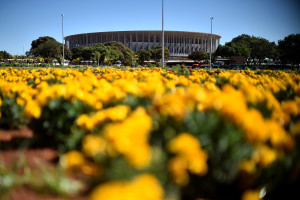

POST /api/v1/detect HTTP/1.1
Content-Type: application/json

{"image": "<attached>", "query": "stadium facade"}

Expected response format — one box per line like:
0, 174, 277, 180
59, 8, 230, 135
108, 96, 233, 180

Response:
65, 31, 221, 58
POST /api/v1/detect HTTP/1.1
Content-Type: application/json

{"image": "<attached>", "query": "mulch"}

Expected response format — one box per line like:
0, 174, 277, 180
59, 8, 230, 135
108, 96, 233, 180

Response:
0, 127, 87, 200
0, 127, 33, 142
8, 187, 87, 200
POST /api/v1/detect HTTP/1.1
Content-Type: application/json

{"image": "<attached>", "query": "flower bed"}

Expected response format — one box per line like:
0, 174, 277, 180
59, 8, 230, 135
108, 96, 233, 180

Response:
1, 67, 300, 200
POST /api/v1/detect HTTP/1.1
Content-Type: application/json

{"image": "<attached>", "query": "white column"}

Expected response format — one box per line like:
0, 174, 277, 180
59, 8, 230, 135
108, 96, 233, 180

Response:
148, 32, 150, 50
142, 32, 144, 50
130, 32, 132, 49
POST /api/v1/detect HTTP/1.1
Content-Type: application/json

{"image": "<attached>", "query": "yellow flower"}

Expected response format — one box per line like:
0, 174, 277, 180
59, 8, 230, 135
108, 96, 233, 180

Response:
272, 111, 290, 126
243, 109, 269, 143
155, 92, 187, 120
24, 100, 41, 119
168, 133, 208, 185
60, 150, 86, 170
126, 145, 152, 170
168, 133, 203, 156
89, 174, 164, 200
266, 120, 291, 148
204, 81, 217, 91
83, 134, 107, 157
188, 152, 208, 175
35, 82, 57, 106
90, 181, 127, 200
240, 159, 256, 174
291, 121, 300, 135
281, 100, 298, 116
131, 174, 164, 200
77, 114, 94, 130
104, 105, 131, 121
103, 107, 152, 169
252, 145, 277, 167
241, 84, 264, 104
80, 162, 100, 176
16, 97, 26, 106
241, 190, 261, 200
168, 157, 189, 186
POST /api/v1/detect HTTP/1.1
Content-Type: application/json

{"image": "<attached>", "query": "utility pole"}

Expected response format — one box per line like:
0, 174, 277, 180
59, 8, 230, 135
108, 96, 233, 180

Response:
210, 17, 213, 70
62, 14, 64, 65
162, 0, 164, 67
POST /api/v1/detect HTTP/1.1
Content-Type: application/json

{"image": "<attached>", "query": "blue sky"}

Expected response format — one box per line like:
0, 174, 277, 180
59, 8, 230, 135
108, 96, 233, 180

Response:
0, 0, 299, 55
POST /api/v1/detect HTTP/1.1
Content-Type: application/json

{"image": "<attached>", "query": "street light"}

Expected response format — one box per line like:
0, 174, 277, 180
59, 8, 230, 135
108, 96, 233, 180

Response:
162, 0, 164, 67
62, 14, 64, 66
210, 17, 213, 70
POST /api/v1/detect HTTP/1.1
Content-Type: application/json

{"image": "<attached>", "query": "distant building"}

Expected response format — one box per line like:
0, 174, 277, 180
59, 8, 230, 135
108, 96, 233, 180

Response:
65, 31, 221, 59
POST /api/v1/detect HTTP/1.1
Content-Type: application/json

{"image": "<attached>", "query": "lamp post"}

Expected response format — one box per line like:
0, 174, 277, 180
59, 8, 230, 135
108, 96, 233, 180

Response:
62, 14, 64, 66
210, 17, 213, 70
162, 0, 164, 67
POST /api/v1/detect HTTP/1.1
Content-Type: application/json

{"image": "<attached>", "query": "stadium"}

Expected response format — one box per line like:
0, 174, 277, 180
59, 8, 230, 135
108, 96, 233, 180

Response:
65, 31, 221, 59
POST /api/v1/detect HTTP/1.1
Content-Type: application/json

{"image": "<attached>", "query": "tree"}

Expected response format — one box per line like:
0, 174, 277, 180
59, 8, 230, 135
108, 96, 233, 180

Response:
105, 41, 135, 65
81, 47, 94, 61
36, 56, 44, 63
250, 37, 269, 64
30, 36, 72, 63
215, 34, 278, 64
215, 42, 251, 59
60, 44, 72, 61
92, 51, 101, 66
231, 42, 251, 58
268, 42, 279, 62
231, 34, 252, 47
91, 44, 111, 63
278, 34, 300, 65
215, 45, 235, 58
137, 49, 151, 64
105, 48, 121, 65
188, 50, 208, 62
0, 51, 10, 60
232, 35, 278, 64
25, 51, 34, 58
150, 46, 170, 62
71, 42, 137, 66
71, 43, 125, 65
71, 47, 84, 60
72, 58, 81, 65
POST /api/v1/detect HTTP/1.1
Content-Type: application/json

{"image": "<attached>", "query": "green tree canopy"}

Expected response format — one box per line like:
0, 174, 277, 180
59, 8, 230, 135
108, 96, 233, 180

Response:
188, 50, 208, 61
231, 34, 252, 47
105, 48, 121, 65
71, 47, 84, 60
231, 42, 251, 58
80, 46, 94, 61
91, 51, 101, 66
137, 49, 151, 64
31, 39, 60, 59
72, 42, 133, 65
31, 36, 55, 49
215, 34, 278, 64
0, 51, 10, 60
105, 41, 135, 65
250, 37, 273, 63
278, 34, 300, 65
91, 43, 111, 62
30, 36, 72, 63
60, 44, 72, 61
150, 46, 170, 61
214, 45, 234, 58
